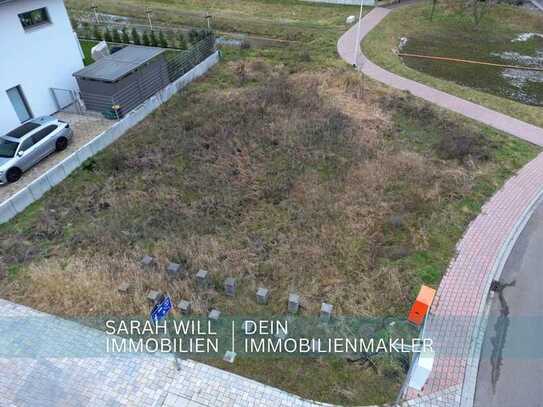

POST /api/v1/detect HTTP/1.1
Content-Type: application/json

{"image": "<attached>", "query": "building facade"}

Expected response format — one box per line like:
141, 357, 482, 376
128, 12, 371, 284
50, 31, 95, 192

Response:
0, 0, 83, 135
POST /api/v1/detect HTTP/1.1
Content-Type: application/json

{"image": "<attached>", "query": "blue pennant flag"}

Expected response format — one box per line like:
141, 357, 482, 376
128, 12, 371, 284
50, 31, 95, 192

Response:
150, 296, 173, 324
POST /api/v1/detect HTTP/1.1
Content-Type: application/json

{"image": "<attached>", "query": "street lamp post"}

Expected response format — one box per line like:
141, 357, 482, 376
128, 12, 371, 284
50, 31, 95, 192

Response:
353, 0, 365, 68
90, 3, 99, 24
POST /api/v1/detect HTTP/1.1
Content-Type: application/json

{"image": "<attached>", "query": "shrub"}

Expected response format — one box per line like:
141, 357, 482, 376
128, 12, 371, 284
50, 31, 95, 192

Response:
177, 32, 187, 49
379, 93, 437, 123
81, 21, 90, 37
131, 28, 141, 45
188, 28, 200, 44
104, 27, 113, 43
149, 30, 159, 47
158, 31, 168, 48
112, 28, 122, 44
92, 25, 102, 41
121, 28, 130, 44
142, 31, 150, 46
188, 28, 213, 44
435, 131, 494, 162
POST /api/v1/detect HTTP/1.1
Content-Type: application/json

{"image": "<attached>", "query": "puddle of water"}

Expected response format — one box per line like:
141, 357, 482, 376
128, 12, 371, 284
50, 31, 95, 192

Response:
400, 33, 543, 106
512, 32, 543, 42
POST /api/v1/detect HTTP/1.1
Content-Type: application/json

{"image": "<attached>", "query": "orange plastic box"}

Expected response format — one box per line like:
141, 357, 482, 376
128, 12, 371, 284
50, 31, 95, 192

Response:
408, 285, 436, 326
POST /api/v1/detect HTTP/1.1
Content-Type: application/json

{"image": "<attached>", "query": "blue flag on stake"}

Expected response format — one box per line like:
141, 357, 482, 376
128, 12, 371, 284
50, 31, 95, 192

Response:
150, 296, 173, 324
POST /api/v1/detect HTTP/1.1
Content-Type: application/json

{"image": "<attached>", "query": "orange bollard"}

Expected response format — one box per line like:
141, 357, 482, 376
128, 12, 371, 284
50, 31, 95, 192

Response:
408, 285, 436, 326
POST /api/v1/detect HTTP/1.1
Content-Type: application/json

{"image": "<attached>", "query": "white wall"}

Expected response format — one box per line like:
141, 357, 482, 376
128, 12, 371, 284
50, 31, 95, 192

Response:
0, 0, 83, 135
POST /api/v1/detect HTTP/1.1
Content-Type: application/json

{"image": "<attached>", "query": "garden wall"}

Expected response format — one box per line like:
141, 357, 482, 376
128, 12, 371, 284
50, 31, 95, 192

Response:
0, 51, 220, 225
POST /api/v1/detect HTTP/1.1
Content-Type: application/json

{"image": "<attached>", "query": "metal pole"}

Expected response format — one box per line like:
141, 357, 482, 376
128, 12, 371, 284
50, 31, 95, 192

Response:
91, 4, 99, 24
353, 0, 364, 68
146, 8, 153, 31
165, 292, 181, 371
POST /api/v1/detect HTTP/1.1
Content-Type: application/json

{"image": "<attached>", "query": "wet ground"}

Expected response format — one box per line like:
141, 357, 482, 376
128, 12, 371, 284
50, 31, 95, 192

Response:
474, 199, 543, 406
401, 31, 543, 106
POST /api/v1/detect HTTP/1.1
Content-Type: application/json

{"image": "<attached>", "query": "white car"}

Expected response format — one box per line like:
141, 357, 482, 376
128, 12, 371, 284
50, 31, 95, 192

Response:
0, 116, 73, 184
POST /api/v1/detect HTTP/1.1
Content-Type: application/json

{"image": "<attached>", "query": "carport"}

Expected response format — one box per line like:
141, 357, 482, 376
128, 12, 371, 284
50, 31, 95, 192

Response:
73, 45, 169, 117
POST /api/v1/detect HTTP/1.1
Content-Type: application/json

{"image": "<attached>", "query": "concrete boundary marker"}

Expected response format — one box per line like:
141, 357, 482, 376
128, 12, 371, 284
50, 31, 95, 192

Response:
45, 165, 67, 188
0, 199, 17, 223
0, 51, 219, 225
76, 144, 94, 164
9, 189, 35, 213
61, 154, 82, 175
27, 176, 52, 201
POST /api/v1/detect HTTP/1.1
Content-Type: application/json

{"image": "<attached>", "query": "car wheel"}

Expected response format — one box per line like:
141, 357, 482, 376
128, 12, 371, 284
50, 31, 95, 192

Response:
55, 137, 68, 151
6, 168, 22, 183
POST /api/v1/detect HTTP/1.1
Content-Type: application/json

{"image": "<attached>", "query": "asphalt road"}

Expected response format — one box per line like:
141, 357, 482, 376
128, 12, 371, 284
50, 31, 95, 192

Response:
474, 201, 543, 406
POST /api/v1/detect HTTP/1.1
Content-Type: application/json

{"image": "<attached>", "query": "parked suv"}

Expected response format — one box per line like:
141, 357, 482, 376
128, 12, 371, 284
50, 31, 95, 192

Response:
0, 116, 73, 184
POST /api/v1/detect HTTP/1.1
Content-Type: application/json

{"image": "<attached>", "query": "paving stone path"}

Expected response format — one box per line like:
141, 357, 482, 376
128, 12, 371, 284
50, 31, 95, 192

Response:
337, 7, 543, 147
338, 6, 543, 407
0, 299, 330, 407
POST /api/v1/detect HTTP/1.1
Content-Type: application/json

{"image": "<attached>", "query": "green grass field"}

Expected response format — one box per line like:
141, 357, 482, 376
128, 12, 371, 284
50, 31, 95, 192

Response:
363, 3, 543, 127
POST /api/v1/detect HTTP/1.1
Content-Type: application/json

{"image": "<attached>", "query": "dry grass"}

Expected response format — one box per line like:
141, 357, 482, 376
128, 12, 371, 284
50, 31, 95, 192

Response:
0, 59, 537, 405
0, 63, 525, 319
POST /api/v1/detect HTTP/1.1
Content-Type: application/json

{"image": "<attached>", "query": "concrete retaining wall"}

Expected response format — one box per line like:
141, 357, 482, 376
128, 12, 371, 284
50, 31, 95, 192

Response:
301, 0, 376, 6
0, 51, 220, 225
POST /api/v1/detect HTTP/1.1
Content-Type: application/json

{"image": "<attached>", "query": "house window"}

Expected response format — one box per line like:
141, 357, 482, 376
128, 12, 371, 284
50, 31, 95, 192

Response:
18, 8, 50, 30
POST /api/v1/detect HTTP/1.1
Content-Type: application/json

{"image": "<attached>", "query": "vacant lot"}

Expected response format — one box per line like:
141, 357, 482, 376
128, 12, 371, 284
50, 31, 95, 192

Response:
0, 47, 537, 402
0, 1, 539, 405
363, 4, 543, 127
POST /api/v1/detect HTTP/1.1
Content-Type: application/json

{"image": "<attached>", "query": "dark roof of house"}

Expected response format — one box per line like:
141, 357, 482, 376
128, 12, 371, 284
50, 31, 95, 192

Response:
73, 45, 165, 82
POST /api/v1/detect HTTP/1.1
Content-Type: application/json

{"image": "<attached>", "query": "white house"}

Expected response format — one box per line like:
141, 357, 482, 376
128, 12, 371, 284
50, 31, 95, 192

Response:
0, 0, 83, 135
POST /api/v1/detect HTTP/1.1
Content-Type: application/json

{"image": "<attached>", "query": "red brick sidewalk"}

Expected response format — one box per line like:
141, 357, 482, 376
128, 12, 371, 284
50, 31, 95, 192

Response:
338, 7, 543, 406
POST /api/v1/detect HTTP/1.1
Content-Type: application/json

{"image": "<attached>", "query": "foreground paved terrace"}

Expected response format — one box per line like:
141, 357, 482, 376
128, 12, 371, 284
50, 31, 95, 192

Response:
0, 299, 331, 407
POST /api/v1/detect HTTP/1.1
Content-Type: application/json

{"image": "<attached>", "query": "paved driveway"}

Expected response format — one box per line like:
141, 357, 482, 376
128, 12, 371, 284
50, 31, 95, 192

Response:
474, 200, 543, 407
0, 112, 112, 205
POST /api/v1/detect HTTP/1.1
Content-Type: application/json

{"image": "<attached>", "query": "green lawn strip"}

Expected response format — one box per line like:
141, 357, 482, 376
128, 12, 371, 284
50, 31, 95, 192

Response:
362, 3, 543, 127
79, 39, 98, 65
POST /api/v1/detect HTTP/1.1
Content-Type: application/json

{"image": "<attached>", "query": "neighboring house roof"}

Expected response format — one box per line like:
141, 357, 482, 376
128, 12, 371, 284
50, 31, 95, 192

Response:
73, 45, 165, 82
